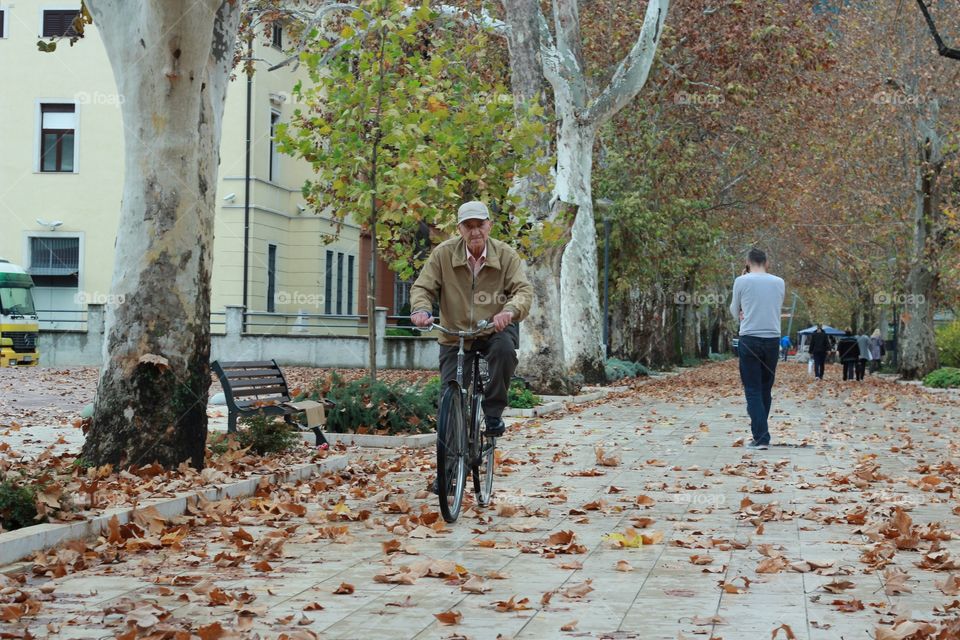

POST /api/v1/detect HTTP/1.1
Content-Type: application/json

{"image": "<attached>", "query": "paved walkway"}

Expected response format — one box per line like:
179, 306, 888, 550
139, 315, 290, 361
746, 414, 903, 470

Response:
3, 361, 960, 639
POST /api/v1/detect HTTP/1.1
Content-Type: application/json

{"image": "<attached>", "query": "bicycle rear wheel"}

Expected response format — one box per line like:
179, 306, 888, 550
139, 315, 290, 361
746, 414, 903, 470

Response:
436, 384, 467, 522
470, 392, 495, 507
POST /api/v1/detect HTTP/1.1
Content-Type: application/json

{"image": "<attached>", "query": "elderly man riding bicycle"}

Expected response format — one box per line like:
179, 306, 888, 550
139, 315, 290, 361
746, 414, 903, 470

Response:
409, 200, 533, 439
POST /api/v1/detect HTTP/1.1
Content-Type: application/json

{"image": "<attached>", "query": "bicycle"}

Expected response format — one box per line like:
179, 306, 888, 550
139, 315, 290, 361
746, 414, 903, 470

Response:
417, 320, 498, 523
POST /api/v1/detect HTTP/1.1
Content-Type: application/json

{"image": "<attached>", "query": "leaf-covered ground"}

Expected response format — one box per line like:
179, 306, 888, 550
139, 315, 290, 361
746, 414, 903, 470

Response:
2, 361, 960, 639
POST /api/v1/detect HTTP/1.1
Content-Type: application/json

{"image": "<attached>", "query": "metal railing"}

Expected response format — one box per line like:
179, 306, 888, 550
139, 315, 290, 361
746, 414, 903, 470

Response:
35, 309, 87, 331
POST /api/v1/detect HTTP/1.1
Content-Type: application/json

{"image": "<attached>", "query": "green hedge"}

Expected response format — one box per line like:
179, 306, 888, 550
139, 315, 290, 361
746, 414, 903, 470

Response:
936, 320, 960, 368
923, 367, 960, 389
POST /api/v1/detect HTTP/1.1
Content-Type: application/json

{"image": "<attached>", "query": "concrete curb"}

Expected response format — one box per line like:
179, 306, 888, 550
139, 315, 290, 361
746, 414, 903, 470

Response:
893, 378, 960, 396
306, 432, 436, 449
503, 387, 614, 418
0, 454, 349, 568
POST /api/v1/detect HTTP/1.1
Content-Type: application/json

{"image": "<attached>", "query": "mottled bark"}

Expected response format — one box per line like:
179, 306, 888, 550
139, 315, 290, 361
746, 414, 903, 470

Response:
609, 285, 678, 367
82, 0, 242, 469
900, 114, 943, 379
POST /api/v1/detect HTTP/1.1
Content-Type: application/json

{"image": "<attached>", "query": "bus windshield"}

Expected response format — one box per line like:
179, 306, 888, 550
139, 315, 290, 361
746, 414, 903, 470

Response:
0, 286, 37, 316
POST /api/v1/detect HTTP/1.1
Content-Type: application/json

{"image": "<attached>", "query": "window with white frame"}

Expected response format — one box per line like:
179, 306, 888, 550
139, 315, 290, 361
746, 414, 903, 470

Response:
39, 103, 77, 172
324, 250, 354, 315
271, 23, 282, 49
266, 244, 277, 312
269, 110, 280, 182
28, 236, 79, 287
0, 9, 8, 38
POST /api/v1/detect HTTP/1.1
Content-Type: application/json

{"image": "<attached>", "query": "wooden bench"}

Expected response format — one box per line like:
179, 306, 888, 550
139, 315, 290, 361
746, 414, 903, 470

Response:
212, 359, 333, 447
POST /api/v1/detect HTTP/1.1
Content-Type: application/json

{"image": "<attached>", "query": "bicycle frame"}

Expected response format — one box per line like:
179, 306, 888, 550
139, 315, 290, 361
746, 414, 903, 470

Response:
417, 320, 497, 519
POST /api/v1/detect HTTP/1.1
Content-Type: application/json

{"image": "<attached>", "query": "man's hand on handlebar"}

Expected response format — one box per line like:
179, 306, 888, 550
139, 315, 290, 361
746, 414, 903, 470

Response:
492, 310, 514, 332
411, 311, 433, 328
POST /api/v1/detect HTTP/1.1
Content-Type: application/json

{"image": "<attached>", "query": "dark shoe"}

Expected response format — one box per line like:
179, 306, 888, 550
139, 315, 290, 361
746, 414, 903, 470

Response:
746, 440, 769, 450
483, 416, 505, 437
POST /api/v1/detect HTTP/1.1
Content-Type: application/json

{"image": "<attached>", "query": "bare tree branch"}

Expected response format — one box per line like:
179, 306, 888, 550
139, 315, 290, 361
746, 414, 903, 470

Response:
916, 0, 960, 61
584, 0, 669, 126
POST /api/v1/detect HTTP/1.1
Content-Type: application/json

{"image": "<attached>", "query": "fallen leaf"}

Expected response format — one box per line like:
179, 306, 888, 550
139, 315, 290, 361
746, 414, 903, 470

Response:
434, 610, 462, 625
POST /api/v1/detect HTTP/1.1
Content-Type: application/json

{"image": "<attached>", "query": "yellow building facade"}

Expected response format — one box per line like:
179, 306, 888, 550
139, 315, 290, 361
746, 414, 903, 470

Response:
0, 2, 363, 333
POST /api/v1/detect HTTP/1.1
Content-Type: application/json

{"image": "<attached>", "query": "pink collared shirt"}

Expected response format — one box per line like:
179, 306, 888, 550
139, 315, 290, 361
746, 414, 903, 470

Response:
467, 245, 487, 276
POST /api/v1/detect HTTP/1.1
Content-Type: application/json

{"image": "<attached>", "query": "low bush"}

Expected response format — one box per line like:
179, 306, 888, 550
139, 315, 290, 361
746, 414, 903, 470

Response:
508, 379, 540, 408
923, 367, 960, 389
236, 413, 302, 455
605, 358, 651, 382
307, 373, 436, 435
0, 477, 42, 531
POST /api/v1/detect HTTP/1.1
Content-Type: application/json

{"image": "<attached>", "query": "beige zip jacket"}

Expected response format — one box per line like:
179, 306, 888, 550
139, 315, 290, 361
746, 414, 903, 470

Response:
410, 236, 532, 346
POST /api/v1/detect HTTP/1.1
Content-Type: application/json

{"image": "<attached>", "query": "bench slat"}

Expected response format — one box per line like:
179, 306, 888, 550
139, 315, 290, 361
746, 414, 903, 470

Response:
230, 386, 290, 398
221, 368, 283, 379
225, 376, 286, 389
235, 400, 290, 410
217, 360, 277, 369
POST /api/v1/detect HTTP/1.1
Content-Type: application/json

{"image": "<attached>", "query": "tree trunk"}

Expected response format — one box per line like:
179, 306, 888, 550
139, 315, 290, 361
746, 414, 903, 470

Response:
501, 0, 575, 393
81, 0, 242, 469
503, 0, 668, 390
900, 117, 943, 379
519, 242, 579, 394
558, 121, 604, 382
610, 285, 676, 367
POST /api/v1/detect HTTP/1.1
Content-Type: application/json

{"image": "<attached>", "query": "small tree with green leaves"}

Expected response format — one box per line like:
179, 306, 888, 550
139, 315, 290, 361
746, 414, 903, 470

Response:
278, 0, 543, 379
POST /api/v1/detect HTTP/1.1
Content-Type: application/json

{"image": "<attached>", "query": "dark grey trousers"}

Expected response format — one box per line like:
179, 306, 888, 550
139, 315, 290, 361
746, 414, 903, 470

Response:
438, 324, 519, 419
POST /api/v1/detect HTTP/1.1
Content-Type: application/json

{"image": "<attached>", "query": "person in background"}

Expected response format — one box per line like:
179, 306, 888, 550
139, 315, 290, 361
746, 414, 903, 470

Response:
808, 324, 830, 380
780, 334, 792, 362
729, 249, 785, 451
837, 329, 860, 381
869, 329, 884, 373
856, 331, 871, 381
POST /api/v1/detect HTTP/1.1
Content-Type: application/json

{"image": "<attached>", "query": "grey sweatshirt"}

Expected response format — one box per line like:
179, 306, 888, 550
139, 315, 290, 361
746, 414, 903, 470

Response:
729, 272, 785, 338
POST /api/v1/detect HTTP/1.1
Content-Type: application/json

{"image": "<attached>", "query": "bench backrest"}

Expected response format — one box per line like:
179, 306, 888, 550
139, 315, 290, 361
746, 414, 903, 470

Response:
212, 359, 292, 411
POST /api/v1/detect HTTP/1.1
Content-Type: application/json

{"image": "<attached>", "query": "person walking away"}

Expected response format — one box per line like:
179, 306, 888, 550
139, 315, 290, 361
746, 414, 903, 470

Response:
837, 329, 859, 381
869, 329, 883, 373
729, 248, 785, 450
780, 334, 792, 362
809, 324, 830, 380
856, 331, 871, 380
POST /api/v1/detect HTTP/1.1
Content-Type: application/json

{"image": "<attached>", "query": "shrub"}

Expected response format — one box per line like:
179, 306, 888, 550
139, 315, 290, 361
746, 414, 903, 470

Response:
605, 358, 651, 382
681, 355, 702, 367
709, 352, 734, 362
936, 320, 960, 368
236, 412, 302, 455
508, 379, 540, 408
308, 373, 436, 435
0, 478, 42, 531
923, 367, 960, 389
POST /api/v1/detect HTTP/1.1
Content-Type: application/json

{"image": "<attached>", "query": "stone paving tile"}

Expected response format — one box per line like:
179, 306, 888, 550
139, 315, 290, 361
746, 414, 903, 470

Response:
5, 363, 960, 638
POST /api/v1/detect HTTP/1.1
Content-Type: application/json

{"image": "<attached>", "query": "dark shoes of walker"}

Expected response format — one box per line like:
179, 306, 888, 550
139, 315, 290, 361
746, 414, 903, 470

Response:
746, 439, 769, 450
483, 416, 505, 438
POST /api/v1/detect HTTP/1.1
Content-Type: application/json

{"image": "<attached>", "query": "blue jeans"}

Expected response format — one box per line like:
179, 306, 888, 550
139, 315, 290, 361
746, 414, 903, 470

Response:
737, 335, 780, 445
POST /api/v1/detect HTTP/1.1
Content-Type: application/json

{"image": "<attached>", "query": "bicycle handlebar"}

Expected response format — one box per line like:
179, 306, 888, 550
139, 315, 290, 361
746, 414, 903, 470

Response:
415, 319, 491, 337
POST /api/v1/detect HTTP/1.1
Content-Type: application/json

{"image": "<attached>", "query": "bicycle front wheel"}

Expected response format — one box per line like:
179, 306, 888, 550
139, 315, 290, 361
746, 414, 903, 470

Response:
436, 384, 467, 522
470, 392, 495, 507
